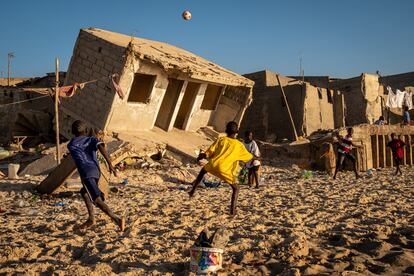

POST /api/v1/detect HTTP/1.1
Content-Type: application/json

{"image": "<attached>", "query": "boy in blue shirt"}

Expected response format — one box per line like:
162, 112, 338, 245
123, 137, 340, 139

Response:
68, 120, 125, 231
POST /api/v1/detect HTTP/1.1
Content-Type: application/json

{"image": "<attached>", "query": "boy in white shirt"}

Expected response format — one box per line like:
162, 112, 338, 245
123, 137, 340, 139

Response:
243, 131, 261, 188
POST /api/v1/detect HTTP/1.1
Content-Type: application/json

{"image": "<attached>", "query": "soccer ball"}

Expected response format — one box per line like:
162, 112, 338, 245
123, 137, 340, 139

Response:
182, 10, 192, 20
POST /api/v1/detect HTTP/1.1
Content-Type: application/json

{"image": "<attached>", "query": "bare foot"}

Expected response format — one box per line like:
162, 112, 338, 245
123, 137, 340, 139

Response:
118, 216, 126, 232
79, 219, 95, 229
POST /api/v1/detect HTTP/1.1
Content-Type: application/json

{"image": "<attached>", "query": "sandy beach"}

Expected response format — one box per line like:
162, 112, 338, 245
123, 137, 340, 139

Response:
1, 161, 414, 275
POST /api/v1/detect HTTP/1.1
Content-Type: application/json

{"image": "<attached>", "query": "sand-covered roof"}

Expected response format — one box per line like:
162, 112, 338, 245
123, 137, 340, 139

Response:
83, 28, 254, 88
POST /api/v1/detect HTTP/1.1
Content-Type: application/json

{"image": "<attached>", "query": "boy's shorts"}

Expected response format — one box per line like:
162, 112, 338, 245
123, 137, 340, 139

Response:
248, 166, 260, 172
81, 177, 103, 202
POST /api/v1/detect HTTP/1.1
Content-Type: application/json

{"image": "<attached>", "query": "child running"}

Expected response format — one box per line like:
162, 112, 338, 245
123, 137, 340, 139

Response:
188, 121, 253, 216
243, 130, 261, 188
68, 120, 125, 231
333, 127, 360, 179
387, 133, 406, 175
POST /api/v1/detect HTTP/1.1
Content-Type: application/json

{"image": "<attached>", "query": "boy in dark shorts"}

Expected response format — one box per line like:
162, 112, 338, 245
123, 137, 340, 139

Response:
243, 130, 261, 188
68, 120, 125, 231
333, 127, 359, 179
188, 121, 253, 216
387, 133, 406, 175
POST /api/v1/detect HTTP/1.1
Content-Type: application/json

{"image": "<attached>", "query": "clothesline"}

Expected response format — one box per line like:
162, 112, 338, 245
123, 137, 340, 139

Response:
0, 95, 51, 108
0, 73, 124, 99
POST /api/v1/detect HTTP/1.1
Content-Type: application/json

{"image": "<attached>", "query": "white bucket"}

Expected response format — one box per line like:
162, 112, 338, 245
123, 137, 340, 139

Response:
190, 247, 223, 274
8, 164, 20, 179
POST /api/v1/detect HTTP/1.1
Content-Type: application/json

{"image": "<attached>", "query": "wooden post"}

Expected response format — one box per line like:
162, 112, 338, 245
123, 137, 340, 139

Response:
55, 58, 60, 165
276, 74, 298, 141
382, 135, 387, 167
375, 134, 379, 168
410, 135, 413, 166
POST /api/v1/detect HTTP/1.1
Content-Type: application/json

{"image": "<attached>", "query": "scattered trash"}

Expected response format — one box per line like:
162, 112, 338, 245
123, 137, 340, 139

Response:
21, 190, 32, 199
301, 170, 313, 179
110, 187, 119, 193
260, 177, 265, 185
17, 200, 26, 208
121, 178, 129, 185
178, 184, 188, 191
202, 179, 221, 188
0, 207, 6, 214
54, 202, 65, 207
0, 147, 11, 160
238, 167, 249, 185
367, 169, 374, 178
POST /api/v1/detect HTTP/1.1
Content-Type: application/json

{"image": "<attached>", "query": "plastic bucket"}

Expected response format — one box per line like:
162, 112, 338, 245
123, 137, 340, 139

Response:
190, 247, 223, 274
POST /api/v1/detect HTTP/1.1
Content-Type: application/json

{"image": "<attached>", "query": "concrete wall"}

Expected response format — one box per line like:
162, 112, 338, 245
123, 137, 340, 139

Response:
303, 84, 335, 135
210, 85, 250, 133
241, 70, 337, 142
106, 58, 170, 133
60, 29, 127, 138
330, 74, 382, 126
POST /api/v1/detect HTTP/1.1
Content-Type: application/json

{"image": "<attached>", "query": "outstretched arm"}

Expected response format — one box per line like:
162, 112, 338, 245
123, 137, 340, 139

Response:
98, 143, 117, 177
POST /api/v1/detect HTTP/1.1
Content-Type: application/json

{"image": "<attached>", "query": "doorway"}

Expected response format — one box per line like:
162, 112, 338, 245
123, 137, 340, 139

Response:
174, 82, 200, 130
155, 79, 184, 131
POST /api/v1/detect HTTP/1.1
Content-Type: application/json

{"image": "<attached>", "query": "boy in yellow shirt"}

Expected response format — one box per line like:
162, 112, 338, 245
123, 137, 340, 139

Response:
188, 121, 253, 215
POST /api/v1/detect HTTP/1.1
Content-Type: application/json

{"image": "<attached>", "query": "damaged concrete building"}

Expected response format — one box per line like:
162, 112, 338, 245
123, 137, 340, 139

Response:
239, 70, 388, 142
240, 70, 345, 142
59, 28, 254, 138
0, 73, 65, 146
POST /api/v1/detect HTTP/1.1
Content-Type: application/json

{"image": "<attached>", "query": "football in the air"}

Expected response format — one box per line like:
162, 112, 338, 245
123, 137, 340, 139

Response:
182, 10, 192, 20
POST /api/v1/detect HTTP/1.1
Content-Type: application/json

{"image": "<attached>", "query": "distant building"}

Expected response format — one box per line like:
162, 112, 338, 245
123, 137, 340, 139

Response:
0, 73, 65, 145
240, 70, 344, 142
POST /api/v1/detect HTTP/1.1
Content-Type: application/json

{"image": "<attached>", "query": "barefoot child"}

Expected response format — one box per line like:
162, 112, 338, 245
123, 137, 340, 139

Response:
68, 120, 125, 231
188, 121, 253, 215
387, 133, 405, 175
243, 130, 261, 188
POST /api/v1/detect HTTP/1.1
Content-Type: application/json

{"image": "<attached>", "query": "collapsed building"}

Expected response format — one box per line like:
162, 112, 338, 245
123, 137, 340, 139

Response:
59, 28, 254, 138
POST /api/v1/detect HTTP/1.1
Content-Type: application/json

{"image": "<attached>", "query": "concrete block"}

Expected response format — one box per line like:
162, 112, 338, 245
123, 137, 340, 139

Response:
8, 164, 20, 179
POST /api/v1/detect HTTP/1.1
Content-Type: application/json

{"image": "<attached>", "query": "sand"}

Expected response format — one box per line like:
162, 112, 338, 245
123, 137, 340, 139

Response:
1, 161, 414, 275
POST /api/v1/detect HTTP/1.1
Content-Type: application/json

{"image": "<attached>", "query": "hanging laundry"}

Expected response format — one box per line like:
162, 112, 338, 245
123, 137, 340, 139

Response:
404, 91, 413, 110
386, 86, 398, 108
396, 89, 405, 108
59, 83, 81, 98
111, 74, 125, 99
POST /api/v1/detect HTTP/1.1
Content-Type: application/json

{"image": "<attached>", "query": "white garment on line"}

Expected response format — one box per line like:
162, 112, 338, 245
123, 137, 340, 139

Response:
386, 86, 398, 108
396, 89, 405, 108
404, 91, 413, 110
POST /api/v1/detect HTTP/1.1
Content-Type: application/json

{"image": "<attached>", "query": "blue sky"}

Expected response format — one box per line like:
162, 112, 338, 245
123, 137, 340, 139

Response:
0, 0, 413, 78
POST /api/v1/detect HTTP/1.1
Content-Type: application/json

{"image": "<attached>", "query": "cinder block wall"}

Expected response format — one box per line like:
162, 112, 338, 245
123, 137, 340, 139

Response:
60, 29, 127, 138
240, 71, 306, 142
331, 76, 367, 126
